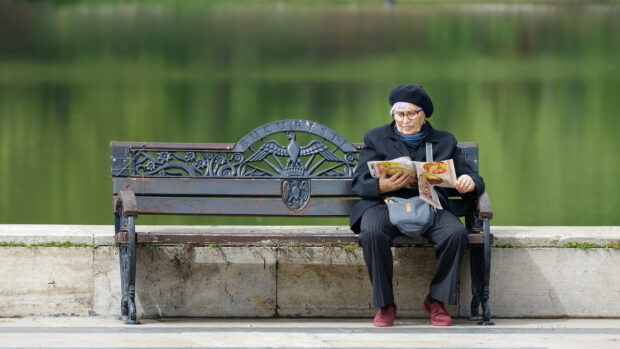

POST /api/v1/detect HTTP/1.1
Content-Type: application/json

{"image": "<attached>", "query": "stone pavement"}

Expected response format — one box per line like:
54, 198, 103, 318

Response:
0, 317, 618, 349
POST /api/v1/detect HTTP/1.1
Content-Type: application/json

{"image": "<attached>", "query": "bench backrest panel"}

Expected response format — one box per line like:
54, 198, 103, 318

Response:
113, 178, 355, 197
135, 197, 358, 216
111, 119, 478, 217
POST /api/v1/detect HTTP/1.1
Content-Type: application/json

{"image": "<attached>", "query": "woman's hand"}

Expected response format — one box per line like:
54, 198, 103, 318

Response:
455, 174, 475, 194
378, 168, 414, 194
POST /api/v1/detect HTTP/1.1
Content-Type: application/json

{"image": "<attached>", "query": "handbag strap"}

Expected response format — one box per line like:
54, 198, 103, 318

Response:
426, 142, 433, 162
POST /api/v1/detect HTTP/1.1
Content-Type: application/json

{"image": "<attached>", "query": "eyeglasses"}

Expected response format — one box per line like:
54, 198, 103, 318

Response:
392, 108, 424, 121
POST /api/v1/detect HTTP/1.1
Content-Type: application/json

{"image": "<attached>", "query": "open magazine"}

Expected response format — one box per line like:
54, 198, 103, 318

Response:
367, 157, 457, 209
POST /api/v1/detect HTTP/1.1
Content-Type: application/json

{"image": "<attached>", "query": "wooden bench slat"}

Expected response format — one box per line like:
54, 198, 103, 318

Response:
114, 178, 355, 197
135, 197, 359, 216
115, 230, 490, 245
114, 178, 282, 196
109, 141, 236, 150
109, 141, 365, 151
310, 179, 355, 196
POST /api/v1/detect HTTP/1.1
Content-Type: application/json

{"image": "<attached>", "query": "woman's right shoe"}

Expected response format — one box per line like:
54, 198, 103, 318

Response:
373, 304, 397, 327
423, 294, 452, 326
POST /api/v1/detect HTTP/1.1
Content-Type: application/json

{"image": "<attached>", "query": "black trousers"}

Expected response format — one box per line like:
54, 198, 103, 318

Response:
359, 204, 468, 307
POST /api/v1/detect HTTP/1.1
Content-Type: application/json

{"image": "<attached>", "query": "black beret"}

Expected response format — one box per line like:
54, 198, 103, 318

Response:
388, 84, 434, 118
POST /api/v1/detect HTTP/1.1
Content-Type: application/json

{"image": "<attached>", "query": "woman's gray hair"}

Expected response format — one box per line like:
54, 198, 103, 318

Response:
390, 102, 423, 117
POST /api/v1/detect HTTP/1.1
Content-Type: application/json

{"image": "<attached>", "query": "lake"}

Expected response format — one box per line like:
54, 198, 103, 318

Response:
1, 0, 619, 225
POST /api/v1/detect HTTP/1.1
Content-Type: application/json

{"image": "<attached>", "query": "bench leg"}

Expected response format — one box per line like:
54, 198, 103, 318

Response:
469, 244, 483, 321
479, 217, 494, 325
125, 216, 139, 324
119, 244, 129, 318
469, 217, 494, 325
115, 212, 129, 319
478, 218, 495, 326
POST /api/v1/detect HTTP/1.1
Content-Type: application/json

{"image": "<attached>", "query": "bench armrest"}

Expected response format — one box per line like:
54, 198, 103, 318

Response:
478, 192, 493, 220
114, 190, 138, 217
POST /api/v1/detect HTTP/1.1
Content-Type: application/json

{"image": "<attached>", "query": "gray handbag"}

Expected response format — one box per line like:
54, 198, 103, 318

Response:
385, 196, 435, 237
384, 143, 436, 237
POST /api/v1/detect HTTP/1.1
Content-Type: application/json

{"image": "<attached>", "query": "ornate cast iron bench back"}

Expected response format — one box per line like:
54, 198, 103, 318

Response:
112, 120, 362, 216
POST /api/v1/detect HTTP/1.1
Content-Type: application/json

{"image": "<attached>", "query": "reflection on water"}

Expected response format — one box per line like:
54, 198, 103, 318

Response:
1, 0, 619, 225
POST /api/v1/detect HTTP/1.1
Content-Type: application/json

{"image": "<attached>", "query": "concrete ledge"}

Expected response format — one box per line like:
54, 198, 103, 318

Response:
0, 225, 619, 318
488, 226, 620, 247
3, 225, 619, 247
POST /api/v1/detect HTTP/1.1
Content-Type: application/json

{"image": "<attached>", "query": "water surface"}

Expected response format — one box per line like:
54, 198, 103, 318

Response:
1, 0, 619, 225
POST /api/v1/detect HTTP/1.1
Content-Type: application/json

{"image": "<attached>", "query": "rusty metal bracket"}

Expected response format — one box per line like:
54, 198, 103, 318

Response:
115, 189, 138, 218
478, 192, 493, 219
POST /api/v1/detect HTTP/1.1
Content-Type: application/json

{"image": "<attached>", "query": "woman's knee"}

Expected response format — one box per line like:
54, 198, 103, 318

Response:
360, 205, 392, 232
434, 223, 468, 252
359, 227, 392, 247
449, 225, 468, 249
358, 205, 400, 248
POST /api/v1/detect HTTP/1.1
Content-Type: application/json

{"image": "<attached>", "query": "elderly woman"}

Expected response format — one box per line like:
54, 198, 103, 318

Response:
349, 84, 485, 327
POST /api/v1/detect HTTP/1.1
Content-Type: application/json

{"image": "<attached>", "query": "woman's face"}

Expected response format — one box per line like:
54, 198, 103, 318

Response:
392, 102, 426, 135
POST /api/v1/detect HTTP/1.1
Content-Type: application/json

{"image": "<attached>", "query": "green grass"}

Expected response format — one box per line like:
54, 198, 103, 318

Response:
561, 242, 620, 250
494, 243, 528, 248
0, 241, 99, 248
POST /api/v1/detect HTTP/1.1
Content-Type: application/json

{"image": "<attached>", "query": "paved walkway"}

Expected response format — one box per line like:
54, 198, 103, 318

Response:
0, 317, 618, 349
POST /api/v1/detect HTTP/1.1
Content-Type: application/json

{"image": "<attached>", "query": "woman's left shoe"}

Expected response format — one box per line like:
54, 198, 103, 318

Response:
373, 304, 397, 327
423, 294, 452, 326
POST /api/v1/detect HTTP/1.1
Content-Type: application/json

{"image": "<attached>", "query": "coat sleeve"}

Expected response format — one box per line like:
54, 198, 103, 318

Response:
450, 137, 485, 199
351, 131, 381, 200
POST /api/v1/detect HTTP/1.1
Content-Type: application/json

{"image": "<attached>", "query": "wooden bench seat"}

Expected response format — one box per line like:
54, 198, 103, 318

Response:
111, 119, 493, 325
118, 227, 490, 245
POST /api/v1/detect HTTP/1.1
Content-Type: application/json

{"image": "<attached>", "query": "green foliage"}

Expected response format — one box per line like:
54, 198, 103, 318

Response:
562, 242, 598, 250
608, 242, 620, 250
326, 243, 359, 253
561, 242, 620, 250
494, 243, 528, 248
343, 244, 359, 253
0, 241, 99, 248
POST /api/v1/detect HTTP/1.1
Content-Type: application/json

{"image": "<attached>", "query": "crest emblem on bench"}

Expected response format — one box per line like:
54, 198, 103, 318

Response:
281, 179, 310, 212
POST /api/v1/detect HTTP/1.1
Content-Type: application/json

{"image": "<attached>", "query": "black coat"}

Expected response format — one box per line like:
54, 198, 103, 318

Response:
349, 121, 485, 234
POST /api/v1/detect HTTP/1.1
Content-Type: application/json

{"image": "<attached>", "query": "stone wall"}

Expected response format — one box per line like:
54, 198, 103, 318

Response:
0, 225, 618, 318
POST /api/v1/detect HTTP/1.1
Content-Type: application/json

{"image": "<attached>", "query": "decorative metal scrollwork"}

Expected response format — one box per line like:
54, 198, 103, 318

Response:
117, 120, 359, 179
132, 151, 246, 177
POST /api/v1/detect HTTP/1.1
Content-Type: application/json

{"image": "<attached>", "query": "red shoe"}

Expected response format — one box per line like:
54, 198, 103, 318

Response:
423, 294, 452, 326
373, 304, 396, 327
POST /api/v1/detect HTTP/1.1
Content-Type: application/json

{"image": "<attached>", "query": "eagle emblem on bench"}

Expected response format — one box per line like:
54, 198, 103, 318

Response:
245, 132, 343, 177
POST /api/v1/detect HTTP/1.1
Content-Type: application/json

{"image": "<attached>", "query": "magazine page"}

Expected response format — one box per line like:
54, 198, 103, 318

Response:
367, 156, 416, 179
413, 159, 457, 188
367, 161, 378, 178
417, 173, 442, 209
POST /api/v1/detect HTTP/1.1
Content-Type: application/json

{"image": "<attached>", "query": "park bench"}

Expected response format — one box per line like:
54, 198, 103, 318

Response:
111, 119, 494, 325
